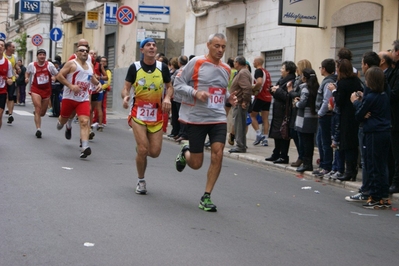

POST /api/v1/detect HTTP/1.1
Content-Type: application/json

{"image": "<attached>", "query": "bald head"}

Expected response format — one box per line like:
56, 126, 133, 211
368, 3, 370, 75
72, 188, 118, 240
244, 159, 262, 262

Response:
378, 51, 394, 70
253, 56, 264, 68
78, 39, 89, 47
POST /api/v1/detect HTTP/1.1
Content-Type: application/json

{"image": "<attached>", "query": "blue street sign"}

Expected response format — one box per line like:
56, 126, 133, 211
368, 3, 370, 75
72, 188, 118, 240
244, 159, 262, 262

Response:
104, 3, 118, 25
49, 27, 62, 42
138, 5, 170, 15
0, 32, 6, 40
20, 0, 41, 14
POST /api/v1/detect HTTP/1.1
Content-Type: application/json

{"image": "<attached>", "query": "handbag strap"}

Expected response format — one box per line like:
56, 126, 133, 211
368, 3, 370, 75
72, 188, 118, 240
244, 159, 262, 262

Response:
284, 95, 290, 118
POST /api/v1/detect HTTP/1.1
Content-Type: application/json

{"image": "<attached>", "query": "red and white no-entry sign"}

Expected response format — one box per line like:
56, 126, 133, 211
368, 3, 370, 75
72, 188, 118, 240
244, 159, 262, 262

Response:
31, 34, 43, 46
117, 5, 135, 25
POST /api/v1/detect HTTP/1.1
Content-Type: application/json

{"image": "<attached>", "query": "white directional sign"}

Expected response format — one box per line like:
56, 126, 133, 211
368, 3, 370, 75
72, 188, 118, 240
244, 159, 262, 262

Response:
145, 30, 166, 40
137, 5, 170, 23
49, 27, 62, 42
104, 2, 118, 25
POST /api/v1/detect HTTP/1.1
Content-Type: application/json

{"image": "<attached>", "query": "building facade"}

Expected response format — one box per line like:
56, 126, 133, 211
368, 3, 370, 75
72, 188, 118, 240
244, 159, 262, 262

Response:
1, 0, 63, 63
2, 0, 398, 121
185, 0, 399, 83
54, 0, 187, 110
183, 0, 399, 139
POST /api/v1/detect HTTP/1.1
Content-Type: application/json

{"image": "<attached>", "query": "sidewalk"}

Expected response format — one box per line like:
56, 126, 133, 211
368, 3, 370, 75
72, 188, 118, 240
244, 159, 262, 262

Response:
163, 123, 399, 202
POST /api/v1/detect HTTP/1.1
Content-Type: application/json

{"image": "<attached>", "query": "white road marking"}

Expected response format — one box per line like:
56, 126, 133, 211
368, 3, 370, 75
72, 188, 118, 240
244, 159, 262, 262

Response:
13, 110, 34, 116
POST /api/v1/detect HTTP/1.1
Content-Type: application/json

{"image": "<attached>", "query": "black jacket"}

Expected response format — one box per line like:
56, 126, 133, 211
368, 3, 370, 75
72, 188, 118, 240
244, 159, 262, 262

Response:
269, 73, 296, 139
332, 76, 362, 151
388, 64, 399, 131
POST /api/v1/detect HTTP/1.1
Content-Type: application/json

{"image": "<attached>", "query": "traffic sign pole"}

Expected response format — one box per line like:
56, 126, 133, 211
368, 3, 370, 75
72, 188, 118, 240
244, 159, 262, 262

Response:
50, 27, 63, 42
49, 1, 53, 59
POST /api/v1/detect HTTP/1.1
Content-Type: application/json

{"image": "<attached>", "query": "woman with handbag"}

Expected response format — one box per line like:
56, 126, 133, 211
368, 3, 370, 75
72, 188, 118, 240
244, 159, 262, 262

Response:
265, 61, 297, 164
293, 68, 319, 172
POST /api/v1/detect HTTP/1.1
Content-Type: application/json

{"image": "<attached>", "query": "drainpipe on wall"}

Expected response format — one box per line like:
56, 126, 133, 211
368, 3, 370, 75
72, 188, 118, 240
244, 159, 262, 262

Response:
164, 29, 167, 56
243, 0, 247, 51
319, 0, 327, 29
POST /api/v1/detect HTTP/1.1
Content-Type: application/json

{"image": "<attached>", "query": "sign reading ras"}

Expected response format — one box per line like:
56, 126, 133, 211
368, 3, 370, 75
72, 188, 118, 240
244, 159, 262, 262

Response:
20, 0, 41, 14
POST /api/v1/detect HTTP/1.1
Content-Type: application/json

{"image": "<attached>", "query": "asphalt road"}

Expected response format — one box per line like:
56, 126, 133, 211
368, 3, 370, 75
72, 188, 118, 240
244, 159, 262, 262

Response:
1, 105, 398, 266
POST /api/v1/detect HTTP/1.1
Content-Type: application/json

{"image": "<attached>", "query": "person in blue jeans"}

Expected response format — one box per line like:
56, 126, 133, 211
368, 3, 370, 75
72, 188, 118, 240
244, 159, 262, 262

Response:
314, 59, 337, 177
351, 67, 391, 209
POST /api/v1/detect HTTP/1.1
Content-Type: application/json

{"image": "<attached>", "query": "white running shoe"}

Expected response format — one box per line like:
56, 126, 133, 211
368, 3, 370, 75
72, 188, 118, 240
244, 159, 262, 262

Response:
135, 180, 147, 195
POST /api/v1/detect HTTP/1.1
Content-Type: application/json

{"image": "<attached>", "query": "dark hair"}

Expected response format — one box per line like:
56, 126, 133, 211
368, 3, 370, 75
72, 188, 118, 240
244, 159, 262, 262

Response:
37, 49, 46, 55
246, 62, 252, 73
321, 58, 335, 74
235, 56, 246, 66
393, 40, 399, 52
227, 57, 234, 68
189, 55, 195, 61
158, 55, 169, 65
302, 68, 319, 114
5, 41, 13, 50
170, 57, 179, 69
0, 39, 5, 46
337, 47, 353, 61
365, 66, 385, 93
282, 61, 297, 74
100, 56, 108, 69
178, 55, 188, 66
336, 59, 356, 80
362, 51, 380, 68
55, 55, 62, 62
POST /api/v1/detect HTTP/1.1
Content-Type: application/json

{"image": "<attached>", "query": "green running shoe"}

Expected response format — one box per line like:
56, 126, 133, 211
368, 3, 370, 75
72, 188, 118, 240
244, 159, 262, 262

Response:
199, 194, 217, 212
176, 144, 189, 172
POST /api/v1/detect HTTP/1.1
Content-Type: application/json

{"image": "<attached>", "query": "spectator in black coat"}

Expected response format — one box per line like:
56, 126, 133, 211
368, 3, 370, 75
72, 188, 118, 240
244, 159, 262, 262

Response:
265, 61, 296, 164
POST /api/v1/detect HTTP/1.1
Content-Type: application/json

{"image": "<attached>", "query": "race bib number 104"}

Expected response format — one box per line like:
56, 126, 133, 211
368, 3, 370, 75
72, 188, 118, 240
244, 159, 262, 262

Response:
208, 87, 226, 109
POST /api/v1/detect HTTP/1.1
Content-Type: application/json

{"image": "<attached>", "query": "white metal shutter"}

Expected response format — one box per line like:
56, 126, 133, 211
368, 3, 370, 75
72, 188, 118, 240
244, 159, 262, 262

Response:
265, 50, 282, 85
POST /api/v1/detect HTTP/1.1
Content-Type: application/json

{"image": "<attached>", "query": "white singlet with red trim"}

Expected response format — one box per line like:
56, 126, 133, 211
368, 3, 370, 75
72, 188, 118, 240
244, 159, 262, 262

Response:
62, 59, 93, 102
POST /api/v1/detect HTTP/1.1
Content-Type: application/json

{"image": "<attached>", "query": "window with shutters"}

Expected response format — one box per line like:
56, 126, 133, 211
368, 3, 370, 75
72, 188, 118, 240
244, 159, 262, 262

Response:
237, 27, 244, 56
76, 21, 83, 35
14, 2, 19, 20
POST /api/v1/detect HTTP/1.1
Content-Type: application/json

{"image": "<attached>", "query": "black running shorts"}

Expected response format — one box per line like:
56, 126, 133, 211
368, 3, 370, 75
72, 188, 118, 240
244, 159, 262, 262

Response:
187, 123, 227, 153
0, 94, 6, 109
7, 83, 16, 101
251, 98, 271, 112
